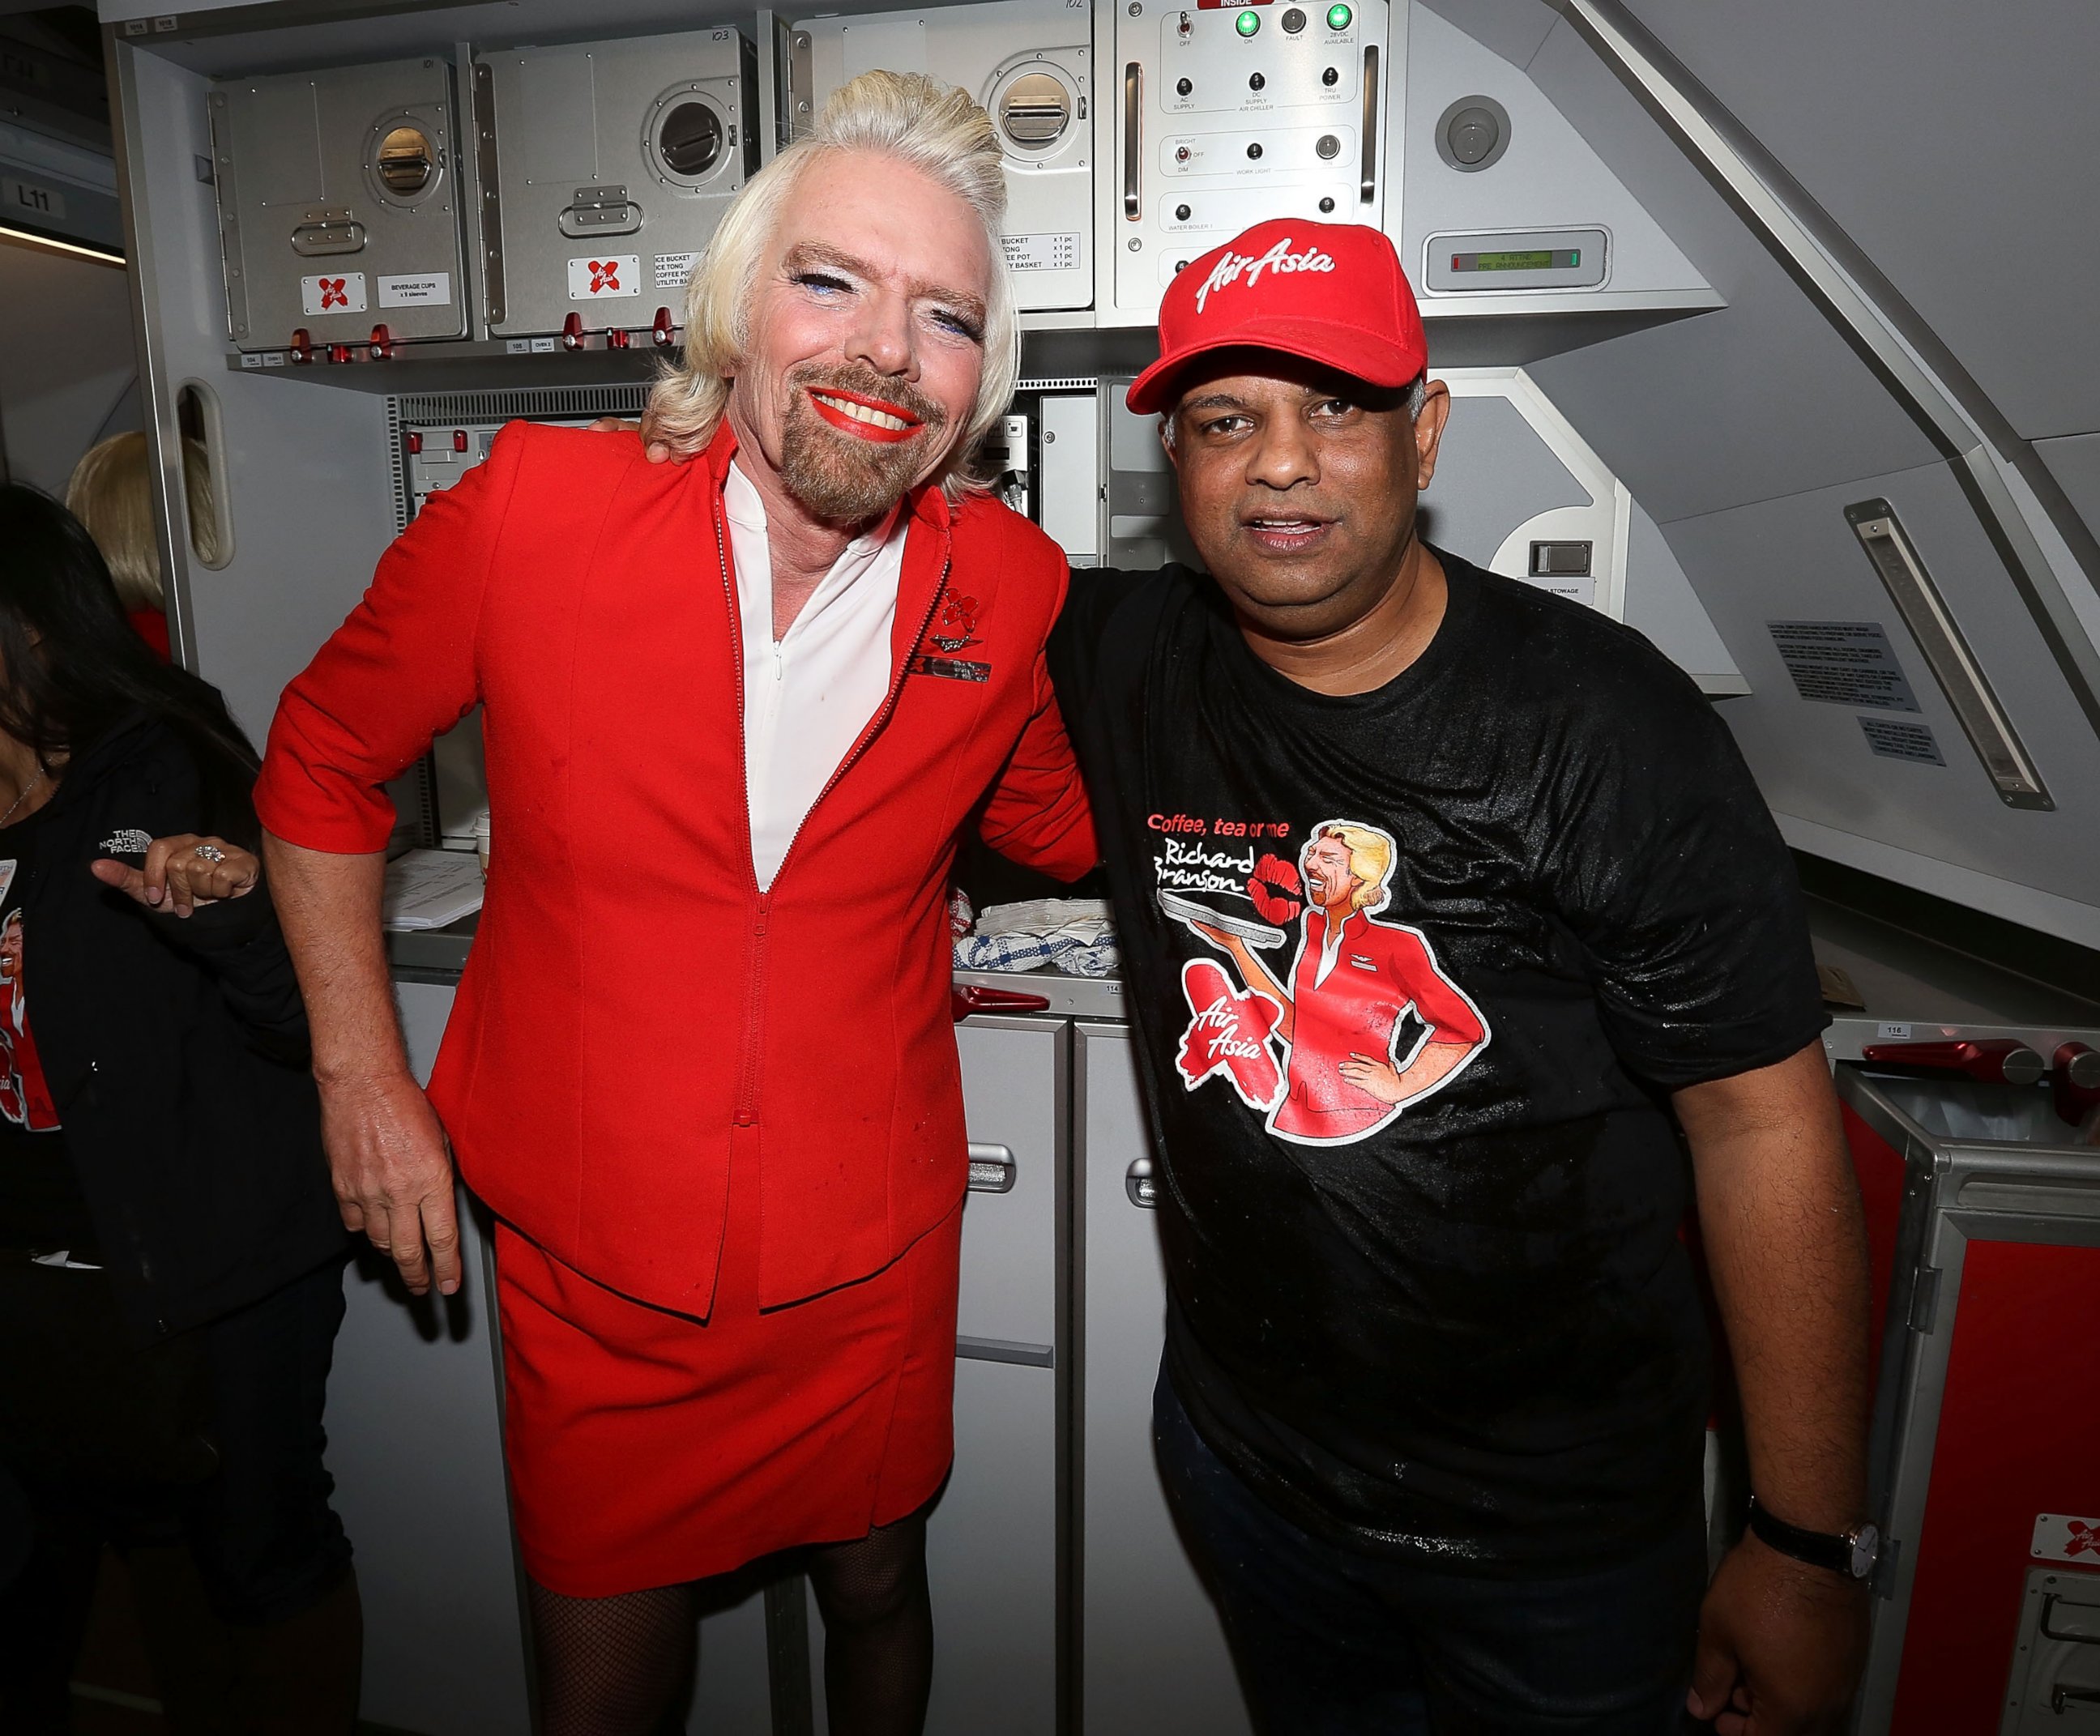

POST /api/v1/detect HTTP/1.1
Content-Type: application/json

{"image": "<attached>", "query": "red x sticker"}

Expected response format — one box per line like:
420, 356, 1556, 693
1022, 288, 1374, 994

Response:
588, 259, 620, 293
320, 277, 348, 309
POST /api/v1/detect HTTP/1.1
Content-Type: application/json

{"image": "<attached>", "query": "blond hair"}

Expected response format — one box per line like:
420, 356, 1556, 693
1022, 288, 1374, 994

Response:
65, 429, 217, 612
642, 70, 1018, 499
1314, 823, 1395, 912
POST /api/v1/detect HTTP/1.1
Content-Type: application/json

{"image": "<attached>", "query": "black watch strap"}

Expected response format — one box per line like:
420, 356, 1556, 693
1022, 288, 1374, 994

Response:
1747, 1495, 1877, 1580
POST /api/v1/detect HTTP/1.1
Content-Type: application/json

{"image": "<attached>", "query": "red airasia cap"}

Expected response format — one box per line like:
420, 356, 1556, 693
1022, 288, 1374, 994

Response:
1127, 219, 1427, 416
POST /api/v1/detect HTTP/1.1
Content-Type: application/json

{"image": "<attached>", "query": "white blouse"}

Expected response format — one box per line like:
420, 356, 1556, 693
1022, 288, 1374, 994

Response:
723, 462, 907, 891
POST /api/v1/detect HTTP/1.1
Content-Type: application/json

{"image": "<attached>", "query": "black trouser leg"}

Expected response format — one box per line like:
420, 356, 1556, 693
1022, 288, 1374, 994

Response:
0, 1478, 105, 1734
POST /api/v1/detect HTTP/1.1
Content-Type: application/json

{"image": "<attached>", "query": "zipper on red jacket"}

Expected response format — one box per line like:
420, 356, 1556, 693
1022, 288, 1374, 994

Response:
721, 494, 953, 1127
715, 500, 772, 1129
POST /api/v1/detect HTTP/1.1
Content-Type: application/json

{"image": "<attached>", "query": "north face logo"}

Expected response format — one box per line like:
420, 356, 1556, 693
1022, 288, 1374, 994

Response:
1194, 237, 1335, 314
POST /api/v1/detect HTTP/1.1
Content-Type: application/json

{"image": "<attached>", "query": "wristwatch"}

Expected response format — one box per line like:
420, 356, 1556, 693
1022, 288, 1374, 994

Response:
1747, 1495, 1879, 1580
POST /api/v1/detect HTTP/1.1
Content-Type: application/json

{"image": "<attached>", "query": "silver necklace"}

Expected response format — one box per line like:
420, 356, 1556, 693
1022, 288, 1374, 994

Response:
0, 767, 45, 828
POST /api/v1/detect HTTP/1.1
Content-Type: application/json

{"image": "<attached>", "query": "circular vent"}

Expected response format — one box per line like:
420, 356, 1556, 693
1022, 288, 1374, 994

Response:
659, 101, 724, 178
997, 72, 1071, 151
375, 126, 434, 196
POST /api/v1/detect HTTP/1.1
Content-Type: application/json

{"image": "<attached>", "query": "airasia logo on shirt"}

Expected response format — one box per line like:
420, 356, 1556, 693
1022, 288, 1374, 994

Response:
1193, 237, 1336, 315
1159, 817, 1490, 1146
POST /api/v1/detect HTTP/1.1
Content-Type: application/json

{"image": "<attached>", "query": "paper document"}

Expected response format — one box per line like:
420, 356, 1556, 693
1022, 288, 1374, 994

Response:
383, 848, 485, 932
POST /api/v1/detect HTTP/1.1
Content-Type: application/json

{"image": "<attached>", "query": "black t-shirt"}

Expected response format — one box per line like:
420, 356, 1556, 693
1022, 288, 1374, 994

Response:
0, 806, 88, 1252
1049, 551, 1826, 1576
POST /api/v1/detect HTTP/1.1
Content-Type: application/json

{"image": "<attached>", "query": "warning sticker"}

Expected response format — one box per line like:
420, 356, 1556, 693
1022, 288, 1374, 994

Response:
1859, 716, 1944, 766
653, 251, 698, 290
301, 272, 367, 315
567, 255, 641, 300
2033, 1515, 2100, 1563
379, 271, 452, 307
1769, 621, 1921, 712
1003, 232, 1081, 273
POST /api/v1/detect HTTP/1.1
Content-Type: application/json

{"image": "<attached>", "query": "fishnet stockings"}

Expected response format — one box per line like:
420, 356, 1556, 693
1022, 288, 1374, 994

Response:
808, 1511, 934, 1736
528, 1578, 699, 1736
525, 1509, 933, 1736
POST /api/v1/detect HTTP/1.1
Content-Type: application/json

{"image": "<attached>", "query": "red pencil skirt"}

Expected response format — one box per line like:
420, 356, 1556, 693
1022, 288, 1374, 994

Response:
494, 1126, 964, 1597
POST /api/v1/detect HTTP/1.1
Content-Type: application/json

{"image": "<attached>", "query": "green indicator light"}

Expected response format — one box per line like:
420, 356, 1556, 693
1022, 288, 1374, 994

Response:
1569, 250, 1580, 267
1235, 8, 1261, 36
1326, 3, 1352, 28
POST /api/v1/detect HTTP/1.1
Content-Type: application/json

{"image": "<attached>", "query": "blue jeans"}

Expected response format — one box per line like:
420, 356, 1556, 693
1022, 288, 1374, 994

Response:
1153, 1367, 1706, 1735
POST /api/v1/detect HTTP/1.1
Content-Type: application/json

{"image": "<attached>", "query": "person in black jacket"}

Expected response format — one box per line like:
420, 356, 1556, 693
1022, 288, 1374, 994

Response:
0, 484, 358, 1734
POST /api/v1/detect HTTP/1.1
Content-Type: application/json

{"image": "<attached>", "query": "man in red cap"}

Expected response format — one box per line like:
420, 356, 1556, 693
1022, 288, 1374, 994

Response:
1050, 219, 1872, 1733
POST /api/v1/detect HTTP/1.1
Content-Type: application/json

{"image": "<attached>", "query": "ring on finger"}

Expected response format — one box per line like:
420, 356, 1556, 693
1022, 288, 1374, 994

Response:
194, 842, 228, 862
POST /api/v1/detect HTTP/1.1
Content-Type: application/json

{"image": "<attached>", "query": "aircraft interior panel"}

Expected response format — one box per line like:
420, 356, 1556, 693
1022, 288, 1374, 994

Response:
63, 0, 2100, 1729
1506, 15, 1945, 524
1605, 0, 2100, 446
1400, 3, 1713, 313
2039, 433, 2100, 542
1658, 458, 2100, 940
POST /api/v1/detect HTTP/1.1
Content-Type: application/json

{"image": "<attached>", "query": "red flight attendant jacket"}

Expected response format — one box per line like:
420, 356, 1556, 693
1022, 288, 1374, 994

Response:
255, 421, 1096, 1316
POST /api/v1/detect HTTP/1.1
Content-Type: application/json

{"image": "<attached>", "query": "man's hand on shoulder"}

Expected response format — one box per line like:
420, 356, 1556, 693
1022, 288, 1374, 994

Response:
584, 416, 685, 465
1688, 1531, 1867, 1734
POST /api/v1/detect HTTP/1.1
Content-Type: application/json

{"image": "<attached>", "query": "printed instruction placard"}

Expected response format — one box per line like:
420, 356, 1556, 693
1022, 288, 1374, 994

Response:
1769, 620, 1921, 711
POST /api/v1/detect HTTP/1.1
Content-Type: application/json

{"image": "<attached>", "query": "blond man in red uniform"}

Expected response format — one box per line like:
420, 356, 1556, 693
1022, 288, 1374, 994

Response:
257, 74, 1094, 1735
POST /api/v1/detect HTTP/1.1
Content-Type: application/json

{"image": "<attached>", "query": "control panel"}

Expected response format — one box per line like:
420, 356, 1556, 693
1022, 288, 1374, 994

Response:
791, 0, 1095, 313
476, 28, 757, 342
209, 57, 470, 353
1108, 0, 1390, 322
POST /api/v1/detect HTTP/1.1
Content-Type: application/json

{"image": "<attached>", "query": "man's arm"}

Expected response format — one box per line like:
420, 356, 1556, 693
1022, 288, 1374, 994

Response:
254, 428, 520, 1296
263, 838, 460, 1297
1676, 1041, 1871, 1736
976, 642, 1099, 881
1189, 923, 1292, 1039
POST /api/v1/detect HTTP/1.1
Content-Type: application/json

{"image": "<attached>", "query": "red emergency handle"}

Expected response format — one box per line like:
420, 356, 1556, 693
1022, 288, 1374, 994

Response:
950, 983, 1052, 1022
651, 306, 677, 348
2053, 1042, 2100, 1126
561, 311, 586, 352
1859, 1037, 2045, 1087
367, 322, 394, 360
288, 327, 314, 365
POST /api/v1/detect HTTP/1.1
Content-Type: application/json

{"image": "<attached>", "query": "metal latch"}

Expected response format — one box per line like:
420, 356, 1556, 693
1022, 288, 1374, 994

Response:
559, 185, 640, 239
1126, 1156, 1157, 1209
291, 211, 366, 256
967, 1141, 1016, 1195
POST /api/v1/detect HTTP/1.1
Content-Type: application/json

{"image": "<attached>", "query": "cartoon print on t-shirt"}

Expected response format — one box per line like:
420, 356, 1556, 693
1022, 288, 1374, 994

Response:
0, 895, 60, 1132
1161, 820, 1490, 1146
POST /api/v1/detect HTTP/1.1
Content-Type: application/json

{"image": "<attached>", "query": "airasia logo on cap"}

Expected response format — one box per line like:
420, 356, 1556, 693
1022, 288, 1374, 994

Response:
1194, 236, 1336, 314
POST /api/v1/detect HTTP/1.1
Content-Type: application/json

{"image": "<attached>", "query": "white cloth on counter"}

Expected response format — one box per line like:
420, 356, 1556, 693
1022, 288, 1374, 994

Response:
953, 898, 1120, 978
726, 462, 907, 892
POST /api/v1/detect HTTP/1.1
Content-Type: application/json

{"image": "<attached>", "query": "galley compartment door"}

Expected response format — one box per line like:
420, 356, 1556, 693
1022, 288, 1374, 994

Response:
792, 0, 1095, 313
211, 57, 469, 351
478, 28, 756, 338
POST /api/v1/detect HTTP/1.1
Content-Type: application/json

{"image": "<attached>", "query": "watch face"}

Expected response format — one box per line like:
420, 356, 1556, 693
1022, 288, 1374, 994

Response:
1850, 1523, 1880, 1580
